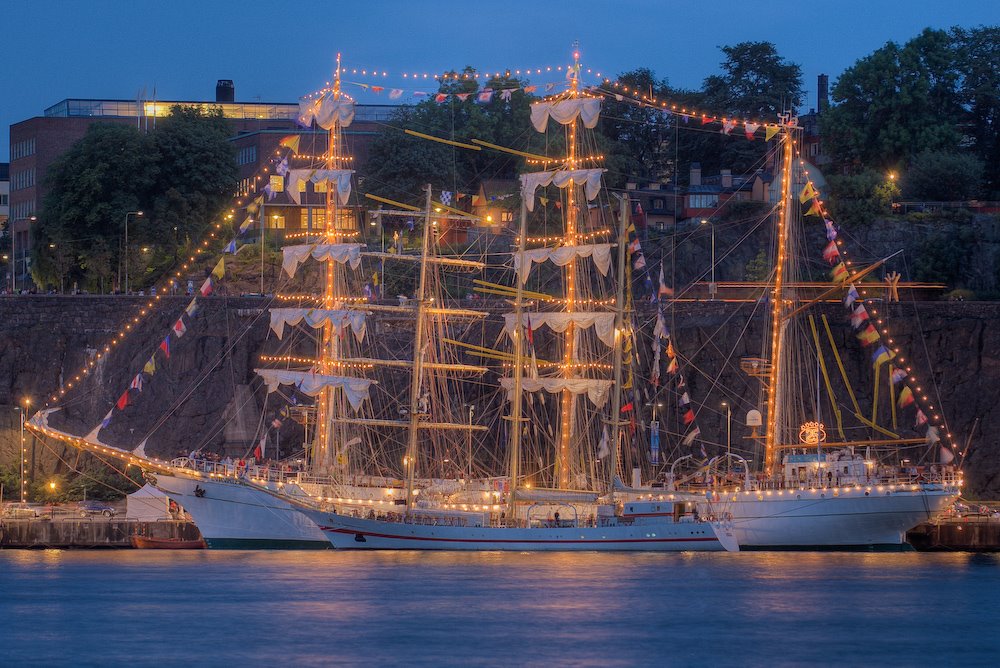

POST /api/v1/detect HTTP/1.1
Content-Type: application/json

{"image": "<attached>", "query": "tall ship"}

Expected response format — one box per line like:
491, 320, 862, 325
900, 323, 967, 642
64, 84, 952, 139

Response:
292, 51, 738, 551
616, 114, 961, 549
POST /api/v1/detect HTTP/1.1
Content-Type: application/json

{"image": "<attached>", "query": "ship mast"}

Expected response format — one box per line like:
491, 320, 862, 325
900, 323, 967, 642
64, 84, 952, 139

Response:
556, 47, 582, 488
506, 199, 530, 520
763, 120, 796, 476
607, 194, 630, 493
317, 54, 346, 471
404, 185, 434, 510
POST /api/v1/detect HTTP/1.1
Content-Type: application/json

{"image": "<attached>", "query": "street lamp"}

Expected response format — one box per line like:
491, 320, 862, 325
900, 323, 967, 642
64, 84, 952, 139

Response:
701, 219, 716, 300
721, 401, 732, 473
465, 404, 475, 481
123, 210, 143, 294
18, 398, 31, 502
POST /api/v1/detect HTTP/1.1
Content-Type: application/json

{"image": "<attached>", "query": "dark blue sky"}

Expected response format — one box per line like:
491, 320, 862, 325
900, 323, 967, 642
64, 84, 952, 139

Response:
4, 0, 998, 161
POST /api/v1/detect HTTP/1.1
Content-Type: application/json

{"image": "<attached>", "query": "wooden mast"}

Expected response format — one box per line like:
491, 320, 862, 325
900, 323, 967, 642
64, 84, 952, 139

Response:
506, 199, 529, 520
317, 54, 345, 471
557, 48, 581, 488
404, 185, 434, 510
764, 120, 796, 475
607, 193, 630, 492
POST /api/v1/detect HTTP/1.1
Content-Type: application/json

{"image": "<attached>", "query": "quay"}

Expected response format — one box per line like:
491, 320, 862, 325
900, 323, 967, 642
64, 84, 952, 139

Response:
0, 518, 202, 549
907, 511, 1000, 551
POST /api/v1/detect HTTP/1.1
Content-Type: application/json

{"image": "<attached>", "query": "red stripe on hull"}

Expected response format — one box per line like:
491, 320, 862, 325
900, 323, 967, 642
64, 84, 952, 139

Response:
319, 525, 719, 545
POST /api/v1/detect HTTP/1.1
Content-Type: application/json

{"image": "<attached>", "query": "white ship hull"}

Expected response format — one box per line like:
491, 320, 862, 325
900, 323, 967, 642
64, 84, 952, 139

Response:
697, 484, 958, 549
148, 472, 329, 549
300, 509, 738, 551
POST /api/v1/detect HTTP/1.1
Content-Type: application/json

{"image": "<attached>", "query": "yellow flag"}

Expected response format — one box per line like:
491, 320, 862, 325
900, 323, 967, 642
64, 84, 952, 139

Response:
239, 216, 253, 232
212, 257, 225, 279
805, 200, 822, 217
143, 356, 156, 375
799, 182, 818, 204
279, 135, 301, 154
765, 125, 780, 141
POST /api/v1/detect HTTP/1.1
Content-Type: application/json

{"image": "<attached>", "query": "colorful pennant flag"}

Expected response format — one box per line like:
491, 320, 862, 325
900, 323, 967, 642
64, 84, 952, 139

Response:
897, 385, 914, 408
822, 241, 840, 265
683, 408, 696, 425
850, 305, 870, 328
100, 410, 114, 429
890, 366, 907, 385
682, 425, 701, 446
172, 318, 187, 338
805, 200, 822, 217
185, 299, 199, 317
212, 258, 225, 280
856, 324, 879, 346
765, 125, 780, 141
143, 355, 157, 375
478, 89, 494, 103
871, 345, 893, 367
844, 285, 860, 308
160, 335, 171, 359
224, 239, 237, 254
278, 135, 300, 154
389, 89, 403, 100
831, 262, 848, 283
200, 277, 214, 296
129, 373, 143, 392
116, 391, 130, 410
744, 122, 760, 140
799, 182, 819, 204
658, 265, 674, 297
915, 409, 928, 427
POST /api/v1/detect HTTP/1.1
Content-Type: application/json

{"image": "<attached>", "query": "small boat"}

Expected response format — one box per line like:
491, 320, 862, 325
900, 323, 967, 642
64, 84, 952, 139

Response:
130, 535, 207, 549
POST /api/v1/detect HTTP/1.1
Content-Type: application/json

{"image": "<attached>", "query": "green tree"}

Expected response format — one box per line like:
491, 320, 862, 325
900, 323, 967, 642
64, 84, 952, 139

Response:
825, 169, 899, 227
823, 29, 963, 171
903, 149, 985, 201
600, 68, 674, 184
32, 106, 236, 290
362, 69, 536, 206
953, 26, 1000, 198
675, 42, 802, 180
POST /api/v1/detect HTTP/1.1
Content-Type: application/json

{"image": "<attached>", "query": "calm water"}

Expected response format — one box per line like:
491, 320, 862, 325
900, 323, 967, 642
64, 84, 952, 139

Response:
1, 550, 998, 667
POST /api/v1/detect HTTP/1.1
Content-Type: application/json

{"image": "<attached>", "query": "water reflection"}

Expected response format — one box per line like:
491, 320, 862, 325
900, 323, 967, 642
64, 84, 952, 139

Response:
1, 551, 997, 666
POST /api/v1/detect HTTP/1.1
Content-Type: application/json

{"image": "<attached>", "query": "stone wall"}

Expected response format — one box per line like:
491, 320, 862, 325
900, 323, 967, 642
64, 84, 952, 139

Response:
2, 295, 999, 498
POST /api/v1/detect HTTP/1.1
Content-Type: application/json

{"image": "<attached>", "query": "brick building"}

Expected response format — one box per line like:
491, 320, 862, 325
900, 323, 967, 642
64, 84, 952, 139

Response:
7, 82, 395, 285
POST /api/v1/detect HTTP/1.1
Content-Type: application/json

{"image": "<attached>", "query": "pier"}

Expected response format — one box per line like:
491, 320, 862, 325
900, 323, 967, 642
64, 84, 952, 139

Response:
0, 518, 201, 548
907, 513, 1000, 551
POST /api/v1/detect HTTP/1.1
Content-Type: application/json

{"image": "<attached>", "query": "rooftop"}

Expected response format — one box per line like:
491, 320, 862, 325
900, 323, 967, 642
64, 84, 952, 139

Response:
42, 98, 398, 123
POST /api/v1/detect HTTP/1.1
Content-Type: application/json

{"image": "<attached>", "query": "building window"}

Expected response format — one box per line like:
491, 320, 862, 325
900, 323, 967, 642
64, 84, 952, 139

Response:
0, 194, 8, 206
653, 198, 664, 210
11, 169, 35, 191
237, 146, 257, 165
11, 138, 36, 160
500, 210, 513, 223
268, 214, 285, 229
689, 194, 719, 209
301, 209, 326, 230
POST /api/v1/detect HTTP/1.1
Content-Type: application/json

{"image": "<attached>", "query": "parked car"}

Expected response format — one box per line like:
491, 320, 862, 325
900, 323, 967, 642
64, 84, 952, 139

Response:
78, 500, 117, 518
2, 502, 46, 518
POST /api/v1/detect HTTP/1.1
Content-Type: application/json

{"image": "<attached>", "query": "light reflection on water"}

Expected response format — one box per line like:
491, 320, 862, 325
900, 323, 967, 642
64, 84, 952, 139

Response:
2, 550, 998, 667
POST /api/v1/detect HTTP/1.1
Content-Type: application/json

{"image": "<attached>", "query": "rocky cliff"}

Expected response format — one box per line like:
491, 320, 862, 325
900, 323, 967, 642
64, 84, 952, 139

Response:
2, 295, 999, 498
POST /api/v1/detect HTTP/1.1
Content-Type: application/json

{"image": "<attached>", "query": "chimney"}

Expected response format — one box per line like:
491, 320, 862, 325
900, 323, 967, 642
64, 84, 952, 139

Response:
216, 80, 235, 103
818, 74, 829, 113
689, 162, 702, 187
721, 169, 732, 189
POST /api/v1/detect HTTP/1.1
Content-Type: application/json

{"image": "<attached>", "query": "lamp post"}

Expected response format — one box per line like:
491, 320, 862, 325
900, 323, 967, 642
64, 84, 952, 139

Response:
721, 401, 731, 473
123, 210, 143, 294
465, 404, 475, 481
701, 218, 716, 300
18, 398, 30, 502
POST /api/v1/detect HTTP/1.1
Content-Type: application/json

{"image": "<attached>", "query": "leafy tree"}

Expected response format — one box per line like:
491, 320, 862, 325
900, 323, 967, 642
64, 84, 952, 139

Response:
823, 29, 964, 171
600, 68, 674, 184
902, 149, 985, 201
825, 169, 899, 227
32, 106, 236, 291
362, 69, 536, 206
953, 26, 1000, 198
675, 42, 802, 180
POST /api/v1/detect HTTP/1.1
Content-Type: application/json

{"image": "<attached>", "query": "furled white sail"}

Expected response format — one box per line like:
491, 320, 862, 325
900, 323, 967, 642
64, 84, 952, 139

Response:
500, 377, 613, 408
268, 308, 367, 342
503, 312, 616, 347
530, 98, 601, 132
520, 169, 605, 212
513, 243, 612, 285
285, 169, 353, 206
282, 243, 363, 277
299, 94, 355, 129
255, 369, 373, 411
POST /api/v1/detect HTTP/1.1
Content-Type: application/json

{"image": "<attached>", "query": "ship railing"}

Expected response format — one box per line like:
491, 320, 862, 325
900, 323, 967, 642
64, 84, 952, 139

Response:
721, 470, 963, 492
170, 457, 305, 485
